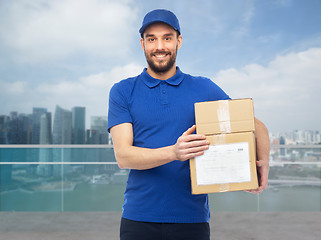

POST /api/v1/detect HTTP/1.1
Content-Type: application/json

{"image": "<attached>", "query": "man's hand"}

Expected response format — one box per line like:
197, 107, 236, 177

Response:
246, 159, 269, 194
173, 125, 209, 161
244, 118, 270, 194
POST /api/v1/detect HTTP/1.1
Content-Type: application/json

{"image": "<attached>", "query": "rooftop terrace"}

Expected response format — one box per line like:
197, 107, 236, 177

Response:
0, 212, 320, 240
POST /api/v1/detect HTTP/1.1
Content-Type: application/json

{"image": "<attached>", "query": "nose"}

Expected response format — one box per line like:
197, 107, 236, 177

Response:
156, 39, 165, 51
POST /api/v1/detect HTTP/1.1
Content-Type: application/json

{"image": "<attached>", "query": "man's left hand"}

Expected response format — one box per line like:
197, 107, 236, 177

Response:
246, 159, 269, 195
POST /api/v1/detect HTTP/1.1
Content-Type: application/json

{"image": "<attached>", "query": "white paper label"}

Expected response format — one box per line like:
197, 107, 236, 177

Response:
195, 142, 251, 185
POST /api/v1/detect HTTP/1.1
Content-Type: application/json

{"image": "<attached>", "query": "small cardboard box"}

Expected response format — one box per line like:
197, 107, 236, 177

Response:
195, 98, 255, 135
190, 98, 258, 194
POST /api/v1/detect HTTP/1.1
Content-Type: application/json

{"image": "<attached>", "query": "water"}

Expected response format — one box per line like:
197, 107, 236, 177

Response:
0, 147, 320, 212
209, 186, 321, 212
1, 182, 320, 212
0, 182, 126, 211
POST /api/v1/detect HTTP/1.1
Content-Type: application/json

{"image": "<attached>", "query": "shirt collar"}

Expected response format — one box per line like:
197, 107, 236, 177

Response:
141, 67, 184, 88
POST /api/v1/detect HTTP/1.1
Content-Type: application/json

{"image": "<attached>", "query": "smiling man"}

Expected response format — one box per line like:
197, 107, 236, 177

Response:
108, 9, 269, 240
141, 23, 182, 79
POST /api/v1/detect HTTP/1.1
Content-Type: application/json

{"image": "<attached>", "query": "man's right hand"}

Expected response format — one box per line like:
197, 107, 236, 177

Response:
173, 125, 210, 161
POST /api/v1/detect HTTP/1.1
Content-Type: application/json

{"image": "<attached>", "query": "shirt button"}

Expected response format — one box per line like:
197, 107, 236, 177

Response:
162, 90, 166, 94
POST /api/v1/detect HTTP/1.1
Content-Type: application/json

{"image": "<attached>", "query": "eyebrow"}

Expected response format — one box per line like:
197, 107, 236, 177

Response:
144, 33, 175, 38
144, 34, 155, 38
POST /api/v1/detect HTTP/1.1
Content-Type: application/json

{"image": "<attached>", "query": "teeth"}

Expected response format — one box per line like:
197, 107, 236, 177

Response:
155, 54, 166, 57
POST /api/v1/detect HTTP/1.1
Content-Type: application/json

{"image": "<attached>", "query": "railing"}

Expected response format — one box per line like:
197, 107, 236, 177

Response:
0, 144, 320, 212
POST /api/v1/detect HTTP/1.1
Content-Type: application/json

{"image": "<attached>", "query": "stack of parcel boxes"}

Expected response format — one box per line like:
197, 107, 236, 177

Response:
190, 98, 259, 194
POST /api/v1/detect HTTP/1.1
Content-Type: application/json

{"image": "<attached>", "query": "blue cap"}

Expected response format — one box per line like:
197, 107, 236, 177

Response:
139, 9, 181, 36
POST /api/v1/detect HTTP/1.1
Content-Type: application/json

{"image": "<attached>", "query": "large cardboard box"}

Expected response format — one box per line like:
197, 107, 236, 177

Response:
190, 98, 258, 194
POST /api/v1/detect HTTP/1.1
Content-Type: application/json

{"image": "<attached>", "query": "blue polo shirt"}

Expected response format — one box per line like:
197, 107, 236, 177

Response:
108, 67, 229, 223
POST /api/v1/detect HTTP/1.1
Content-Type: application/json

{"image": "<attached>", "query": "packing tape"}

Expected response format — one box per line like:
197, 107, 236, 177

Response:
219, 183, 230, 192
217, 101, 231, 133
212, 134, 226, 145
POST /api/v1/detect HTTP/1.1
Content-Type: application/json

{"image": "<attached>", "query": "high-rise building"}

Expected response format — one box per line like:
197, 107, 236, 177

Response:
18, 114, 32, 144
0, 115, 13, 185
313, 131, 319, 144
279, 136, 286, 156
37, 112, 53, 176
88, 116, 108, 144
72, 107, 85, 144
52, 105, 72, 176
40, 113, 52, 144
53, 105, 72, 144
1, 113, 32, 144
0, 115, 9, 144
6, 112, 19, 144
31, 108, 47, 144
84, 116, 108, 173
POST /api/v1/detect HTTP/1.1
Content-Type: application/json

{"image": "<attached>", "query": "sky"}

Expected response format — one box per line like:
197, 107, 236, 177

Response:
0, 0, 321, 132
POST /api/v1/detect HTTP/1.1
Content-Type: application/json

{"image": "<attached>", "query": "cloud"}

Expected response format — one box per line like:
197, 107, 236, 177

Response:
0, 81, 27, 95
214, 47, 321, 131
229, 2, 255, 38
0, 0, 138, 63
3, 48, 321, 132
0, 63, 143, 126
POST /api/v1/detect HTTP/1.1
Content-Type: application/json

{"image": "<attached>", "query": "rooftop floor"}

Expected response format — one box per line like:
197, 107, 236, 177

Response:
0, 212, 320, 240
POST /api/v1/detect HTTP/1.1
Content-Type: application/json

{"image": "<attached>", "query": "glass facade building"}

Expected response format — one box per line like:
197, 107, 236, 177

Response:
31, 108, 47, 144
72, 107, 86, 144
53, 105, 72, 145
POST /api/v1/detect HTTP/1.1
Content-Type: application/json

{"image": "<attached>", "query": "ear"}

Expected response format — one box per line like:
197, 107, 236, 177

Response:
140, 37, 145, 51
177, 35, 183, 50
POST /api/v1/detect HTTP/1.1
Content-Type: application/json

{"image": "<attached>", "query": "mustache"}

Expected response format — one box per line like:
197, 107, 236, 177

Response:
151, 51, 171, 56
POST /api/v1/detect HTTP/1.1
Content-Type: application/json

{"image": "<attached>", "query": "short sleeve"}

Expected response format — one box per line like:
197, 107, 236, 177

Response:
107, 82, 133, 132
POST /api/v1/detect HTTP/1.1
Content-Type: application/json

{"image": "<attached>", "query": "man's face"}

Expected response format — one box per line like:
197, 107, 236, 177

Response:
141, 23, 182, 74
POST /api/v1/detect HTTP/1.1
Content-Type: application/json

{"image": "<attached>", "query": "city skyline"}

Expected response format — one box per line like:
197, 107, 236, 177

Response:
0, 105, 109, 145
0, 0, 321, 133
1, 105, 320, 145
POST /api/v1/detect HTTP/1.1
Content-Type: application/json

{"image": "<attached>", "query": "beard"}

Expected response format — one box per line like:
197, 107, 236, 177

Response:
144, 47, 177, 74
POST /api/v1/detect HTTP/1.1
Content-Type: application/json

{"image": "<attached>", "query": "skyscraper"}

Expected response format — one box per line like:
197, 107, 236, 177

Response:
40, 113, 52, 144
53, 105, 72, 144
6, 112, 19, 144
89, 116, 108, 144
0, 115, 9, 144
279, 136, 286, 157
31, 108, 47, 144
18, 114, 32, 144
52, 105, 72, 176
72, 107, 85, 144
38, 113, 53, 176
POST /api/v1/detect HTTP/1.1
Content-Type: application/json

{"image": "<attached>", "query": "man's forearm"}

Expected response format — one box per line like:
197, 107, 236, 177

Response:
248, 117, 270, 194
111, 124, 209, 170
114, 144, 177, 170
255, 118, 270, 161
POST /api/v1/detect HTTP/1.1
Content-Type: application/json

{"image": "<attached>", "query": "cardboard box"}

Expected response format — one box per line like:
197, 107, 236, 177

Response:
190, 98, 258, 194
195, 98, 255, 135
